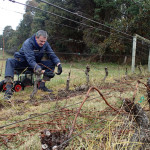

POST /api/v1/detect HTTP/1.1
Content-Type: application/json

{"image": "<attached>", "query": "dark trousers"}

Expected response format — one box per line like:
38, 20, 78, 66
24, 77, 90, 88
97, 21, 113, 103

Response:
5, 58, 55, 80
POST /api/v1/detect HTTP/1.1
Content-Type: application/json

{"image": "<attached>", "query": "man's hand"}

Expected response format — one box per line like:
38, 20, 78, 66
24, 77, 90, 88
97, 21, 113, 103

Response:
56, 64, 62, 75
34, 67, 42, 75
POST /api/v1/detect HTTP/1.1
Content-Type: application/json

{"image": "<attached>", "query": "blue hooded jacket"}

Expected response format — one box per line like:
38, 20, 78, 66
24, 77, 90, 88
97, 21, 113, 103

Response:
14, 34, 60, 69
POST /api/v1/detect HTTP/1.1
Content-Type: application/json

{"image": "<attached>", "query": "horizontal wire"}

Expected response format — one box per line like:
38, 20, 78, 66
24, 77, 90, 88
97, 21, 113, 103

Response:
8, 0, 134, 42
5, 0, 150, 47
0, 6, 24, 15
40, 0, 133, 38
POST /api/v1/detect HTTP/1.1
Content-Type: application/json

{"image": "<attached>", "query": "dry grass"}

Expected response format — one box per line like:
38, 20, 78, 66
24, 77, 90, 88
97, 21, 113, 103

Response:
0, 54, 150, 149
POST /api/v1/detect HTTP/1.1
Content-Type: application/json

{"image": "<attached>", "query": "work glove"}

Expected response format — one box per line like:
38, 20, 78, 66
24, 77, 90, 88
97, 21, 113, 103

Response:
34, 67, 42, 75
44, 71, 55, 78
56, 64, 62, 75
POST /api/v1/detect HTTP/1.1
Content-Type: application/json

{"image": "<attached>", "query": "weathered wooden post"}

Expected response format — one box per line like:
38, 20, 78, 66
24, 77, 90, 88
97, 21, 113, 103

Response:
131, 35, 137, 73
138, 65, 142, 74
40, 129, 68, 150
65, 70, 71, 91
123, 99, 150, 150
85, 65, 90, 87
103, 67, 108, 82
147, 78, 150, 109
148, 46, 150, 72
132, 34, 150, 73
125, 67, 128, 80
30, 72, 42, 99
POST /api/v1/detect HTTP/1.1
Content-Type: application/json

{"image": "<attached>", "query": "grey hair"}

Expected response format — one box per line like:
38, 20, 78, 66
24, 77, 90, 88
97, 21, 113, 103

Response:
36, 30, 48, 38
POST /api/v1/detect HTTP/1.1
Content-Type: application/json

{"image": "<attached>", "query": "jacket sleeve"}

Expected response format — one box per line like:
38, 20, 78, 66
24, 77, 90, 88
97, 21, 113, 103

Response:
46, 43, 60, 65
23, 40, 41, 70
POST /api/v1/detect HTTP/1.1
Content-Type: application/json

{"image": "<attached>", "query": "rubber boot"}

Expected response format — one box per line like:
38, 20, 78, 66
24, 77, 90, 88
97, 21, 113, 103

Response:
38, 81, 53, 92
4, 83, 13, 100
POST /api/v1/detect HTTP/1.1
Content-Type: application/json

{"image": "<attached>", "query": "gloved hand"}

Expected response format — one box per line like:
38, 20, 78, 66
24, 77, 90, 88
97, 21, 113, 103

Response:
56, 64, 62, 75
44, 71, 55, 78
34, 67, 42, 75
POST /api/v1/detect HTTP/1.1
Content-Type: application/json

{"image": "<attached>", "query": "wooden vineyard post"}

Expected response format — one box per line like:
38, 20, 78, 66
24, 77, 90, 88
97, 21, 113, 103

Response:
103, 67, 108, 82
85, 65, 90, 87
123, 99, 150, 149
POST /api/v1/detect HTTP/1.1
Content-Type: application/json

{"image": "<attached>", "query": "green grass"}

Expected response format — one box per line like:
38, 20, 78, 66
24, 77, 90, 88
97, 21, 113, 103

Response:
0, 54, 150, 149
0, 50, 13, 59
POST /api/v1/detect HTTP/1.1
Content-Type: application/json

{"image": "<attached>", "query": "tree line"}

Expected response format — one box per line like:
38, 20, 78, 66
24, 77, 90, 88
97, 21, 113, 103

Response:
0, 0, 150, 62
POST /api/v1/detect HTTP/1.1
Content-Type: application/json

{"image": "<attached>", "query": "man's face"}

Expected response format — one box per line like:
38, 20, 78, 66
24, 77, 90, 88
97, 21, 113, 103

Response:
35, 36, 47, 47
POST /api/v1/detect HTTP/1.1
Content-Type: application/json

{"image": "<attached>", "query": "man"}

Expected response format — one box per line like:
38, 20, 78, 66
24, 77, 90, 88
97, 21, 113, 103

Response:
4, 30, 62, 100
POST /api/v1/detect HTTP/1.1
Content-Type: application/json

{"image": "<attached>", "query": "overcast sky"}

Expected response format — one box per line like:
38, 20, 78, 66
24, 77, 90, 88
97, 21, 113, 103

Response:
0, 0, 28, 34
